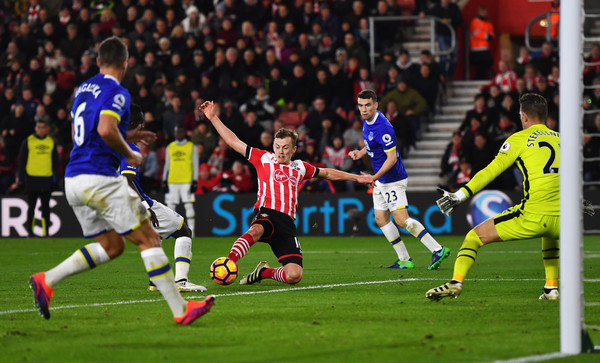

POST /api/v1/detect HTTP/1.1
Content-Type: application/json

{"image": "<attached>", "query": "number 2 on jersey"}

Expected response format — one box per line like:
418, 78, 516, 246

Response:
73, 102, 87, 146
538, 141, 559, 174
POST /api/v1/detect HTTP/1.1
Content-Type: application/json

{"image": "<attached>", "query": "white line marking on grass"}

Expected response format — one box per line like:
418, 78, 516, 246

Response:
492, 352, 573, 363
3, 277, 599, 316
585, 302, 600, 306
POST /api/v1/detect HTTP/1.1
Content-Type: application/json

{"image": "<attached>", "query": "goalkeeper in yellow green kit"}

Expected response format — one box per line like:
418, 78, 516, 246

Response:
426, 93, 595, 301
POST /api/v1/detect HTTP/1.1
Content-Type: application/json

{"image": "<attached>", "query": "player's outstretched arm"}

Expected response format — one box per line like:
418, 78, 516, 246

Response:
199, 101, 247, 156
318, 167, 373, 184
98, 114, 142, 166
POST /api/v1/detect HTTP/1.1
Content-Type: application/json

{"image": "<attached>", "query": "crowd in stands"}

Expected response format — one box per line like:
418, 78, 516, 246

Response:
0, 0, 598, 196
440, 39, 600, 191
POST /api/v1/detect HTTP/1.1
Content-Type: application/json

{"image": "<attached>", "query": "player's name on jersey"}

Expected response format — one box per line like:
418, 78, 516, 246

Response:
75, 82, 102, 99
526, 129, 559, 147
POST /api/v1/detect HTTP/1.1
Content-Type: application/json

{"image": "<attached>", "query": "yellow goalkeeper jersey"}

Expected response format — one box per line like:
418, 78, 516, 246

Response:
460, 123, 560, 216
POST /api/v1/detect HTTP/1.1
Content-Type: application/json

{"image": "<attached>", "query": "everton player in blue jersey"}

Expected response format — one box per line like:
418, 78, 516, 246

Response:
122, 104, 206, 293
29, 37, 214, 325
349, 89, 451, 270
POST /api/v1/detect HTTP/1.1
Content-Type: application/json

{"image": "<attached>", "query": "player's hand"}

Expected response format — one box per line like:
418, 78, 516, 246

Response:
348, 150, 362, 160
126, 125, 157, 144
356, 172, 373, 185
126, 150, 143, 167
583, 199, 595, 216
149, 208, 159, 228
436, 188, 462, 216
190, 180, 198, 194
199, 101, 216, 121
162, 181, 169, 193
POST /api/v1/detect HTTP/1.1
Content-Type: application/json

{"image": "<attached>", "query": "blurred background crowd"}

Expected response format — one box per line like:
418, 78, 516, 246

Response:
0, 0, 599, 196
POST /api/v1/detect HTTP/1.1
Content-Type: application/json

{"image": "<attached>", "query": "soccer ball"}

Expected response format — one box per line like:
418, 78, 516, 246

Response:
210, 257, 238, 285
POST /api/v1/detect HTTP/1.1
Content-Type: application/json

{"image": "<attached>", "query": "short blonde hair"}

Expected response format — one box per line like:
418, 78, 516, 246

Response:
274, 128, 298, 146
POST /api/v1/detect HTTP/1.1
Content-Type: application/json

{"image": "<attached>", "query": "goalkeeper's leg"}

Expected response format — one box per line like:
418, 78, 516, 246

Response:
540, 237, 559, 300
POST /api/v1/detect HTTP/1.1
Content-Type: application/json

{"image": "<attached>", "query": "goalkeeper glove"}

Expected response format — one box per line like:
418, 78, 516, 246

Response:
436, 188, 467, 216
190, 180, 198, 193
583, 199, 595, 216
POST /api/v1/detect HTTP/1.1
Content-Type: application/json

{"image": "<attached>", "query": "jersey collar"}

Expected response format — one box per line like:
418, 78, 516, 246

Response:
365, 111, 380, 125
103, 74, 119, 84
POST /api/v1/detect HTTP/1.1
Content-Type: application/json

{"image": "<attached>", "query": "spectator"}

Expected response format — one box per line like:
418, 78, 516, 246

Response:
162, 95, 186, 143
343, 118, 364, 151
353, 67, 377, 101
182, 6, 205, 36
1, 104, 35, 165
468, 133, 495, 175
342, 32, 368, 68
480, 60, 517, 94
206, 137, 239, 177
285, 64, 312, 111
411, 63, 439, 114
373, 51, 395, 82
489, 112, 518, 149
469, 6, 495, 79
322, 135, 354, 191
584, 43, 600, 86
440, 131, 464, 184
212, 160, 253, 193
240, 84, 276, 128
191, 122, 218, 162
426, 0, 463, 79
239, 111, 264, 148
533, 42, 558, 78
514, 46, 532, 78
547, 65, 560, 89
195, 163, 220, 194
449, 158, 472, 191
259, 131, 274, 153
379, 77, 428, 150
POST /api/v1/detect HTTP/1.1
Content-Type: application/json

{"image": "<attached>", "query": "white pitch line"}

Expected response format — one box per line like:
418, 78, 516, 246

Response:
491, 352, 573, 363
3, 277, 599, 316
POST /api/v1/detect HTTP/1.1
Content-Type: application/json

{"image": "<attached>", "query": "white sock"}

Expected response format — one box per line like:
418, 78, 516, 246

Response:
403, 218, 442, 253
184, 203, 195, 236
45, 242, 110, 287
380, 221, 410, 261
174, 236, 192, 282
141, 247, 186, 317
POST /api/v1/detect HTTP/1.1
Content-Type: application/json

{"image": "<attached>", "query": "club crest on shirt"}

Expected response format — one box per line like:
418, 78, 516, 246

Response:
368, 132, 374, 141
274, 169, 289, 183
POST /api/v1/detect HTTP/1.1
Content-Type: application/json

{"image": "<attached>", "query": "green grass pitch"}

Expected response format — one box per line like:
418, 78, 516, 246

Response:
1, 236, 599, 362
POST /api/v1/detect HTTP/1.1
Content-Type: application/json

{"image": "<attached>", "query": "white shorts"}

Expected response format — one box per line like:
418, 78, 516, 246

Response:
372, 179, 409, 211
165, 183, 195, 206
65, 175, 149, 238
150, 200, 184, 239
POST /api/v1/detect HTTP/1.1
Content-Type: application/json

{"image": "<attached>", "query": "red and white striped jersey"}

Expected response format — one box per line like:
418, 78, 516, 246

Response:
247, 147, 318, 219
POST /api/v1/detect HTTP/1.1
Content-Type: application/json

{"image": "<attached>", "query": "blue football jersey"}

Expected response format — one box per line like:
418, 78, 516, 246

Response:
363, 111, 408, 183
66, 74, 131, 177
120, 143, 154, 207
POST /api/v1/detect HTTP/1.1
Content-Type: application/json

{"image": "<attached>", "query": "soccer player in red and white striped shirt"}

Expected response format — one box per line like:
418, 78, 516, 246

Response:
200, 101, 371, 285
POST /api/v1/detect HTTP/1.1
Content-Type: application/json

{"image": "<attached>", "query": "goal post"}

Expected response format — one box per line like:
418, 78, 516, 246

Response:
559, 0, 585, 354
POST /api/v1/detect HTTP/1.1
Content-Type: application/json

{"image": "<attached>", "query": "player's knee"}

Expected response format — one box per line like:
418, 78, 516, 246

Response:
104, 240, 125, 258
174, 223, 192, 238
375, 216, 390, 227
247, 224, 264, 240
286, 269, 302, 284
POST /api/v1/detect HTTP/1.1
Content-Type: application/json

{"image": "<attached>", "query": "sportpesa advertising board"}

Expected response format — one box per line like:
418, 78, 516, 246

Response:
1, 191, 597, 237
